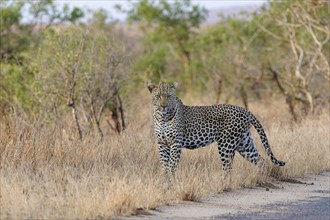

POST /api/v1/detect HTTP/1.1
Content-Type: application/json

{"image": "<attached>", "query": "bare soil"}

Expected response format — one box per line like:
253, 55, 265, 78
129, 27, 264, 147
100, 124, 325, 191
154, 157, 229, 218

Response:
122, 171, 330, 219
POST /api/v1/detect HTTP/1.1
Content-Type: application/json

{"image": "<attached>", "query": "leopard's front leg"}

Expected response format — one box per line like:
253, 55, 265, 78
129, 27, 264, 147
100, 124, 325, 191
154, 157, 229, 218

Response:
169, 143, 182, 175
158, 144, 170, 174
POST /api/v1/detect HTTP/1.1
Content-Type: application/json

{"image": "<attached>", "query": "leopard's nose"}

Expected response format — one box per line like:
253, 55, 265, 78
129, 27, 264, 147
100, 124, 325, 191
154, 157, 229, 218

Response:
160, 98, 168, 107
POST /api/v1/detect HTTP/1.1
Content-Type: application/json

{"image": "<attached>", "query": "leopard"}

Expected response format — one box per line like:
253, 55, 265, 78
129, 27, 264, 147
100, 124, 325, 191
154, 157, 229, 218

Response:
148, 81, 285, 175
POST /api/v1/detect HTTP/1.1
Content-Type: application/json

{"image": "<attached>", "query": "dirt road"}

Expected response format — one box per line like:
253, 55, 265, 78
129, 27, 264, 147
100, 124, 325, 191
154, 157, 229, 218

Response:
123, 172, 330, 219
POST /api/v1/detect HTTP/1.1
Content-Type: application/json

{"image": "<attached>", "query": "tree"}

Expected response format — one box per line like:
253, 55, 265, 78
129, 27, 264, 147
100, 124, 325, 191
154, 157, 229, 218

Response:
32, 27, 129, 139
0, 0, 25, 60
197, 17, 269, 107
260, 0, 329, 120
0, 0, 85, 119
121, 0, 207, 85
0, 0, 84, 61
194, 0, 329, 119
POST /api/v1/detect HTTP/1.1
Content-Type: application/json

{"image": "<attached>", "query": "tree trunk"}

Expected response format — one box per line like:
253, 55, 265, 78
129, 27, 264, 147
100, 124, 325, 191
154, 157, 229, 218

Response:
111, 108, 121, 134
269, 67, 298, 122
240, 85, 248, 110
70, 103, 83, 140
215, 78, 222, 104
117, 94, 126, 131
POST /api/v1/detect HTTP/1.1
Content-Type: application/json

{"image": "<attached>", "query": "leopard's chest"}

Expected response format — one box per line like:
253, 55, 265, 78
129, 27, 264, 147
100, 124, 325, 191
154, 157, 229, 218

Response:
154, 120, 180, 144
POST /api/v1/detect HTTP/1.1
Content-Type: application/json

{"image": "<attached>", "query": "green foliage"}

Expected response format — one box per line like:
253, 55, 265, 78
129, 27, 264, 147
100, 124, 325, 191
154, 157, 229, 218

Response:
135, 44, 168, 82
123, 0, 207, 86
0, 0, 85, 61
260, 0, 329, 116
89, 9, 109, 29
26, 26, 129, 137
0, 0, 89, 117
0, 62, 36, 111
127, 0, 206, 33
0, 0, 24, 28
124, 0, 329, 114
27, 0, 84, 24
0, 0, 25, 59
1, 0, 328, 126
0, 1, 127, 128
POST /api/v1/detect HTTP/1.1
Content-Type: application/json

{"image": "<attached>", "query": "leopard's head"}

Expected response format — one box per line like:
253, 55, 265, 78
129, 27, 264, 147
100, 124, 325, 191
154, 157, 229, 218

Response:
147, 82, 179, 115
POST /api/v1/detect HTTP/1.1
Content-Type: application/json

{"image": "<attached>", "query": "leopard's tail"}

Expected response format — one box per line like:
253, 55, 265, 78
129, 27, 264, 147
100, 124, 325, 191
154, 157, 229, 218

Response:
249, 112, 285, 166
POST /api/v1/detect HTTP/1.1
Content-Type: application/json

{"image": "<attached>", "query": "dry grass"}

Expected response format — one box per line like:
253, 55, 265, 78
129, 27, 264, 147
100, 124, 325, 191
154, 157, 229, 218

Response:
1, 96, 329, 219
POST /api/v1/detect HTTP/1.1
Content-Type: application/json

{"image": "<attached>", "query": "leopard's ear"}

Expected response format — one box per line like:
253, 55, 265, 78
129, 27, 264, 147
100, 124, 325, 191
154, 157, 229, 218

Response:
171, 82, 179, 89
147, 82, 156, 93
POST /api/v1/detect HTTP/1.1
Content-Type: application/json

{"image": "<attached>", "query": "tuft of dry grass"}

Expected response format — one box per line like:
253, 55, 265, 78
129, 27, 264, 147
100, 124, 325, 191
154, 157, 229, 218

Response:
1, 97, 329, 219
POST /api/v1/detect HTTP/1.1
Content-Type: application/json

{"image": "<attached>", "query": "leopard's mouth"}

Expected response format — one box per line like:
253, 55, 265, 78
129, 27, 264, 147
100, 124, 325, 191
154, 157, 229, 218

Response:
158, 106, 168, 112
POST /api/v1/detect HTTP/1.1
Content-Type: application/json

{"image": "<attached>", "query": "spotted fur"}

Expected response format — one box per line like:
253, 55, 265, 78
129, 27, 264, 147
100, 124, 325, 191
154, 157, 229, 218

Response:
148, 82, 285, 175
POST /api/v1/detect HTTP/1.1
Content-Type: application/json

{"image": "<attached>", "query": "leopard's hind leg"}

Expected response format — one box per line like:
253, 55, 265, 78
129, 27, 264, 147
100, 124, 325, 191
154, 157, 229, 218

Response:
217, 135, 239, 174
237, 129, 264, 167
